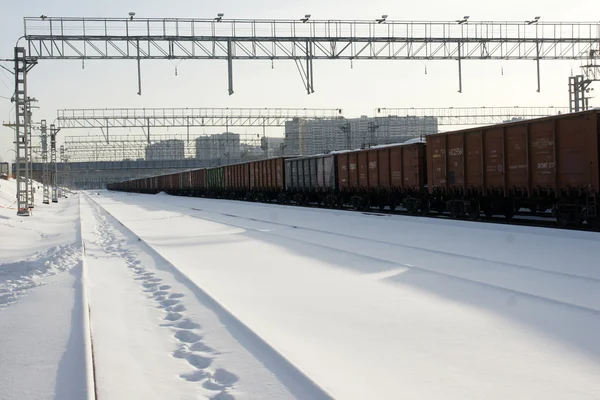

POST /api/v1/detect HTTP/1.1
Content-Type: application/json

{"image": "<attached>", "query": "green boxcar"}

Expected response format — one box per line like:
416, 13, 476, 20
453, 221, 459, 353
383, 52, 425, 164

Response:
206, 167, 225, 189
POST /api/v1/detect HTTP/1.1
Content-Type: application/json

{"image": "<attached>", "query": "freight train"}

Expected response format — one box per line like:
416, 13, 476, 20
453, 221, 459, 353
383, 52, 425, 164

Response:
108, 110, 600, 229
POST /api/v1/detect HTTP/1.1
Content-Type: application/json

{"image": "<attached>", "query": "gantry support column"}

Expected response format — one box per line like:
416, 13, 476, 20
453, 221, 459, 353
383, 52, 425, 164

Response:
50, 124, 58, 203
26, 97, 35, 208
41, 120, 49, 204
13, 47, 30, 216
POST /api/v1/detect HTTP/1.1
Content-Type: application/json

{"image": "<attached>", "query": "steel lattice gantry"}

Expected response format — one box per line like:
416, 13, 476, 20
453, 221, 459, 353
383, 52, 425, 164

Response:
56, 106, 569, 131
23, 17, 600, 93
56, 107, 343, 142
375, 106, 570, 125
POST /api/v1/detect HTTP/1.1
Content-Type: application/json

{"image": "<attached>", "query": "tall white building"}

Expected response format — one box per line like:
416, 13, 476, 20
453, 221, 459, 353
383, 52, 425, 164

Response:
284, 115, 438, 156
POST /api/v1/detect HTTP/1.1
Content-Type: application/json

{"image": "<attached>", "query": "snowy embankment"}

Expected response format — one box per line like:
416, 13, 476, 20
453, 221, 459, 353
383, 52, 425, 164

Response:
0, 180, 92, 400
92, 191, 600, 400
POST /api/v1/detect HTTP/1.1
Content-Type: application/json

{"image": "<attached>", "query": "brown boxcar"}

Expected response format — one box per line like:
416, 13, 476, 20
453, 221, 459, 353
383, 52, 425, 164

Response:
247, 157, 289, 201
249, 157, 286, 190
223, 162, 250, 197
336, 141, 427, 211
426, 109, 600, 225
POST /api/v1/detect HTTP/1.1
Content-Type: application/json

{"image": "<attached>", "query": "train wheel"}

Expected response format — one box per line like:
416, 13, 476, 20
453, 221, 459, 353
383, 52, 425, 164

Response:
362, 197, 371, 211
588, 217, 600, 230
405, 197, 416, 215
389, 198, 397, 211
468, 200, 480, 220
324, 195, 334, 208
503, 203, 515, 220
420, 199, 430, 216
450, 206, 459, 219
484, 205, 494, 218
331, 196, 338, 208
557, 213, 569, 227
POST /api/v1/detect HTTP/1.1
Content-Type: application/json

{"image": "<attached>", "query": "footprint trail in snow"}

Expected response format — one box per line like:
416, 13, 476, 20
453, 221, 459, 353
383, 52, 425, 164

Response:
89, 198, 239, 399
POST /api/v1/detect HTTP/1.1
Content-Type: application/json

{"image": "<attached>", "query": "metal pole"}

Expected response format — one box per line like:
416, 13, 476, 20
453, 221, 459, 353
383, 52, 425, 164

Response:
50, 124, 58, 203
26, 99, 34, 208
41, 120, 49, 204
457, 42, 463, 93
305, 41, 311, 95
304, 40, 314, 94
227, 39, 234, 95
26, 97, 38, 208
137, 40, 142, 95
536, 41, 541, 93
568, 76, 575, 113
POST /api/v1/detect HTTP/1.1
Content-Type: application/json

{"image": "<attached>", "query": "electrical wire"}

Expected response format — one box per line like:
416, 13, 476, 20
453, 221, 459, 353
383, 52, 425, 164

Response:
0, 68, 14, 93
0, 63, 13, 75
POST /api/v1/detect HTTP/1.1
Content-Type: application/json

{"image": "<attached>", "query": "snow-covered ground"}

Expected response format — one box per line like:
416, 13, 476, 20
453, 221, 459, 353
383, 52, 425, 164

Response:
80, 194, 324, 399
90, 191, 600, 399
2, 179, 600, 399
0, 180, 91, 400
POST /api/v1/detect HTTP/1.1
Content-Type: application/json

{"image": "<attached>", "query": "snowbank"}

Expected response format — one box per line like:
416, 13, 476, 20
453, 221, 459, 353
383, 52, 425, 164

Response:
0, 180, 93, 400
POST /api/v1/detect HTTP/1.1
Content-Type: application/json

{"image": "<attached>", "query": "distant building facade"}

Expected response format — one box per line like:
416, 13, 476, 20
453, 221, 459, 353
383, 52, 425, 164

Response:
195, 132, 241, 163
284, 115, 438, 156
145, 139, 185, 161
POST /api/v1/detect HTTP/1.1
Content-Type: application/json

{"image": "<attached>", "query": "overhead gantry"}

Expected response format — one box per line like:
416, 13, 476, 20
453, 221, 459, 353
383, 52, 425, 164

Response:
55, 107, 344, 143
375, 106, 570, 125
22, 16, 600, 95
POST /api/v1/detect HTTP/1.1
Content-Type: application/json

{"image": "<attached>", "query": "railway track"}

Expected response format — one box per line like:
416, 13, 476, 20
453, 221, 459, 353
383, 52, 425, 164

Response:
133, 198, 600, 313
170, 192, 600, 232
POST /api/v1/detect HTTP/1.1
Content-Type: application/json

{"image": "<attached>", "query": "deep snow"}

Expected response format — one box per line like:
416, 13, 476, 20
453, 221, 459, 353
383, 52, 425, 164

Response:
0, 180, 92, 400
92, 190, 600, 400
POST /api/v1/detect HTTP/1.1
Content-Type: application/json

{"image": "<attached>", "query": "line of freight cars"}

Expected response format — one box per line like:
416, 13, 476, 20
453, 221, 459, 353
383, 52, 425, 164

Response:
108, 110, 600, 228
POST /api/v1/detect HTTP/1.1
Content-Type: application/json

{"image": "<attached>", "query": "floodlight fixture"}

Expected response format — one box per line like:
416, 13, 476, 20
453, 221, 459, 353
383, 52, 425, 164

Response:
129, 12, 135, 21
215, 13, 224, 22
376, 15, 388, 24
301, 14, 311, 23
456, 16, 469, 24
526, 16, 541, 25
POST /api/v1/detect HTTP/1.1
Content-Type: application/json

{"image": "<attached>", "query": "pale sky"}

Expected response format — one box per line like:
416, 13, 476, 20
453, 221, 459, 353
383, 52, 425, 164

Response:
0, 0, 598, 163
